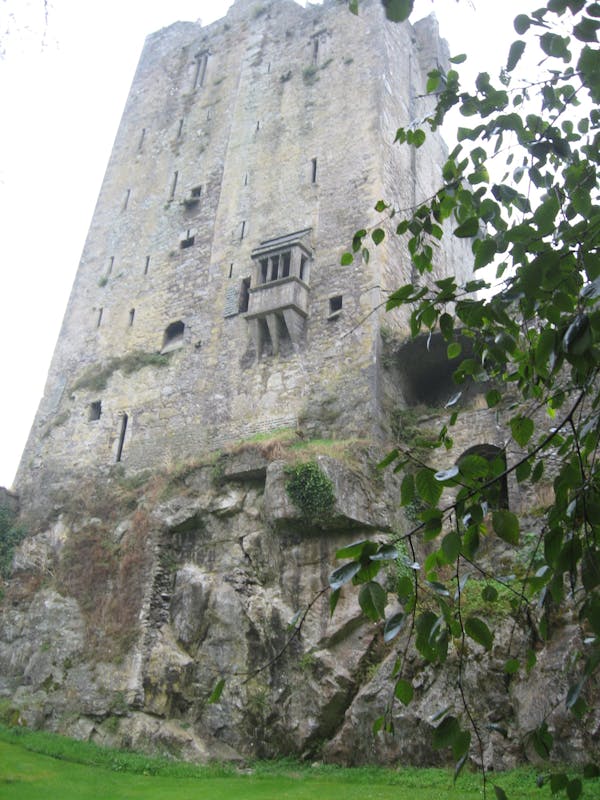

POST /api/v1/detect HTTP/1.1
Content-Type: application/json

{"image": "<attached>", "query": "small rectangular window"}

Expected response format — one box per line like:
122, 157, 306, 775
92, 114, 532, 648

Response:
181, 233, 195, 249
240, 220, 246, 240
129, 308, 135, 327
270, 255, 279, 281
191, 185, 202, 198
311, 157, 318, 183
89, 401, 102, 421
194, 52, 208, 89
144, 256, 150, 275
282, 252, 291, 278
329, 295, 343, 319
116, 413, 128, 462
229, 263, 234, 279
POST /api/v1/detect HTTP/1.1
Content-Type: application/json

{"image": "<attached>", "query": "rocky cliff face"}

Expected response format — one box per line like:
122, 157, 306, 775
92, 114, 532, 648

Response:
0, 440, 598, 767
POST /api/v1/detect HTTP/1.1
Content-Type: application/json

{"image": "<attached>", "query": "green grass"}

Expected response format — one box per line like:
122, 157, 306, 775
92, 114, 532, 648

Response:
0, 726, 599, 799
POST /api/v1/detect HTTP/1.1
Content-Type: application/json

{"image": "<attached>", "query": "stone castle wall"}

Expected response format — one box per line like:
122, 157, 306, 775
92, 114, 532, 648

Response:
15, 0, 470, 509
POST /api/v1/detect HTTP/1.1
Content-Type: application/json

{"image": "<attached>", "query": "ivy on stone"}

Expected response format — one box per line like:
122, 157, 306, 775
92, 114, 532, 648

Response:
285, 461, 336, 521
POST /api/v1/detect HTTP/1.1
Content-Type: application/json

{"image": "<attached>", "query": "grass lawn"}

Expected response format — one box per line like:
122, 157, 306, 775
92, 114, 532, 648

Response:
1, 727, 599, 800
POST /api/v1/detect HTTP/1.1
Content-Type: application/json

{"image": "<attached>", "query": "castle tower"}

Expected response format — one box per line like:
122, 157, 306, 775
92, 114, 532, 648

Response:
15, 0, 469, 509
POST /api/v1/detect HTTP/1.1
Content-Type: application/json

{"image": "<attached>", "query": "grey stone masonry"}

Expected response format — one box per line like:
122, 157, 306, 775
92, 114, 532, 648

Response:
15, 0, 471, 509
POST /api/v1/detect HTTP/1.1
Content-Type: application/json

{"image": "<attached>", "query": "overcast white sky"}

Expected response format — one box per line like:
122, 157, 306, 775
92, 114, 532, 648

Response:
0, 0, 532, 488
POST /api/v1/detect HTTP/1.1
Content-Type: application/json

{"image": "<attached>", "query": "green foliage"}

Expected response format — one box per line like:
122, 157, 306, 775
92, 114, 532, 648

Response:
0, 506, 26, 579
285, 461, 335, 520
337, 1, 600, 794
71, 350, 171, 393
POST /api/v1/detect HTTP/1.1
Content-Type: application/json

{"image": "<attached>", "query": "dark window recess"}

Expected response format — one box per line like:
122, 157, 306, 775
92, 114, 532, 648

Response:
129, 308, 135, 327
311, 157, 318, 183
271, 254, 279, 280
239, 277, 251, 313
282, 252, 291, 277
144, 256, 150, 275
108, 256, 114, 275
191, 185, 202, 198
116, 413, 128, 463
300, 255, 308, 282
164, 320, 185, 348
180, 230, 195, 249
240, 220, 246, 240
329, 296, 343, 317
260, 258, 268, 283
97, 308, 103, 328
256, 120, 260, 132
229, 263, 234, 279
138, 128, 146, 152
194, 52, 209, 89
313, 37, 319, 64
89, 401, 102, 421
177, 118, 184, 138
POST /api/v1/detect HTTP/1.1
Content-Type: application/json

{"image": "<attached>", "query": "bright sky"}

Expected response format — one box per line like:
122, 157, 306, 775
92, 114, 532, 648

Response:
0, 0, 531, 488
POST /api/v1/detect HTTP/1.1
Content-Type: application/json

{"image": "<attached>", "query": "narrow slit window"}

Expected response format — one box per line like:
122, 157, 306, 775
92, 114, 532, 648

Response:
256, 120, 260, 132
270, 254, 279, 281
239, 277, 251, 313
244, 173, 248, 186
300, 255, 308, 282
116, 413, 128, 463
107, 256, 114, 276
129, 308, 135, 327
240, 220, 246, 240
123, 189, 131, 211
170, 170, 179, 200
97, 308, 103, 328
313, 38, 319, 64
89, 401, 102, 421
194, 52, 208, 89
177, 118, 184, 138
282, 251, 291, 278
260, 259, 268, 283
229, 263, 234, 279
311, 157, 318, 183
144, 256, 150, 275
138, 128, 146, 152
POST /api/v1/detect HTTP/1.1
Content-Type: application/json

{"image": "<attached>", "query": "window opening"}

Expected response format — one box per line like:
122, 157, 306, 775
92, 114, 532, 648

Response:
312, 37, 319, 64
256, 120, 260, 132
180, 230, 195, 249
282, 251, 291, 278
328, 295, 343, 319
123, 189, 131, 211
194, 52, 208, 89
311, 157, 318, 183
177, 118, 185, 138
163, 320, 185, 349
240, 220, 246, 240
170, 170, 179, 200
229, 263, 234, 279
300, 255, 308, 282
244, 173, 248, 186
144, 256, 150, 275
129, 308, 135, 327
239, 277, 251, 313
270, 254, 279, 281
97, 308, 103, 328
116, 413, 128, 463
260, 259, 268, 283
107, 256, 114, 276
138, 128, 146, 152
191, 185, 202, 198
89, 401, 102, 421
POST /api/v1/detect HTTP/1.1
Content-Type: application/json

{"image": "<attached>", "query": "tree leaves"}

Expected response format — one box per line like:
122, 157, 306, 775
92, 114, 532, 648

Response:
492, 510, 520, 545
